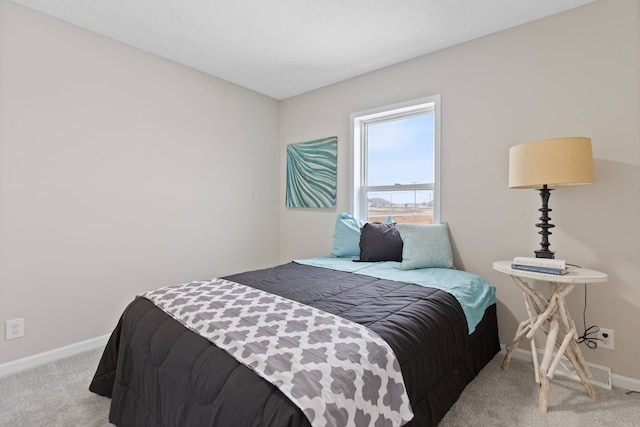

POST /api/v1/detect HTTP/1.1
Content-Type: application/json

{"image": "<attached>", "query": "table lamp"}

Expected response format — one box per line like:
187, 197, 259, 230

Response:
509, 137, 595, 259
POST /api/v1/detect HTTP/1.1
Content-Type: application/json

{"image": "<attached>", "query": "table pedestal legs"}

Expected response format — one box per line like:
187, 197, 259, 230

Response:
502, 276, 598, 412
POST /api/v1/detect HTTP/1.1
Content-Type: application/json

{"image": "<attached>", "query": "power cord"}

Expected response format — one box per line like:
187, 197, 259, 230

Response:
566, 264, 638, 394
572, 277, 603, 349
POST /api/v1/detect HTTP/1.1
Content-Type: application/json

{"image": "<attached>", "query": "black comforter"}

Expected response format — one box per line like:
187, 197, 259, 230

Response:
90, 262, 499, 426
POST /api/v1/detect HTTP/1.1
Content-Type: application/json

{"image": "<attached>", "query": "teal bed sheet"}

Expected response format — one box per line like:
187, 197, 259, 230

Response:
295, 256, 496, 334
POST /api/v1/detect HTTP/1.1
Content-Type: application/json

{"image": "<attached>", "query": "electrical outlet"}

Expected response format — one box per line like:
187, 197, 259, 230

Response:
598, 327, 614, 350
5, 318, 24, 340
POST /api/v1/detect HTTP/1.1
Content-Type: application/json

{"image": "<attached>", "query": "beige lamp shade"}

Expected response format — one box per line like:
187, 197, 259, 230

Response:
509, 137, 596, 189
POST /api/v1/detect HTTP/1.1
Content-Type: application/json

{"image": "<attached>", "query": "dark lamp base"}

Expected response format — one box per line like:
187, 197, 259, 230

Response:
535, 250, 555, 259
534, 185, 555, 259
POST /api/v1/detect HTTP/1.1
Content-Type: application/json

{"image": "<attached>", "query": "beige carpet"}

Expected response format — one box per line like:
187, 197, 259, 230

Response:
0, 348, 109, 426
1, 348, 638, 426
440, 355, 640, 427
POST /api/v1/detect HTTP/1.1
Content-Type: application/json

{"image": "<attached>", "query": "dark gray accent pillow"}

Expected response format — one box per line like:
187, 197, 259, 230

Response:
358, 222, 403, 262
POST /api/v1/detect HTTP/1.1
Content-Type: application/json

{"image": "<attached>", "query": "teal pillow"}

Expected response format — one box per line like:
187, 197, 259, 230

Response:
331, 213, 365, 257
396, 223, 453, 269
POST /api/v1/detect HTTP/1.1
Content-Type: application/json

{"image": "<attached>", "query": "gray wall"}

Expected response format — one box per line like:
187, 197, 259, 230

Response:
279, 0, 640, 379
0, 1, 280, 364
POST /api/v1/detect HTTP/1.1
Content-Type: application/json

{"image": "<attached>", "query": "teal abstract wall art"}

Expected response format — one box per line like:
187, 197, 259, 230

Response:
286, 136, 337, 208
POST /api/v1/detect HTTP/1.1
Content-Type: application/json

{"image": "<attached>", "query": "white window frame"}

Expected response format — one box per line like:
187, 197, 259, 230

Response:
349, 95, 441, 223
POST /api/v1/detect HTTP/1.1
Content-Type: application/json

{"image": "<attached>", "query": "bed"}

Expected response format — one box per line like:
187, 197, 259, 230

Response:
89, 256, 499, 426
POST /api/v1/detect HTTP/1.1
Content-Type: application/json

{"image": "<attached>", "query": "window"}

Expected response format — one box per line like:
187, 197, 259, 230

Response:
350, 96, 440, 224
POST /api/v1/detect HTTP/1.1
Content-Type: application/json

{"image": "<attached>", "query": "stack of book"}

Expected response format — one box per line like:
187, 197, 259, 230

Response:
511, 257, 569, 275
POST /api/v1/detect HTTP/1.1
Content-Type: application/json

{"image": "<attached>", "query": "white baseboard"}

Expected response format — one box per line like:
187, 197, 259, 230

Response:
0, 334, 110, 378
500, 343, 640, 392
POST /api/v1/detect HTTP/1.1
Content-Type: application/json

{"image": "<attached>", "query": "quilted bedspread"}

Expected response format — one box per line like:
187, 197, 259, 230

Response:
90, 262, 498, 426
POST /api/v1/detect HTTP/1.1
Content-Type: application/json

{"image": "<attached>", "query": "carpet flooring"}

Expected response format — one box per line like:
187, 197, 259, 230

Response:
1, 347, 639, 426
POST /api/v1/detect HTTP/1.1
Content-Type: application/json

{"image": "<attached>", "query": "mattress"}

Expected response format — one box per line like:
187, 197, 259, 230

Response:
89, 261, 500, 426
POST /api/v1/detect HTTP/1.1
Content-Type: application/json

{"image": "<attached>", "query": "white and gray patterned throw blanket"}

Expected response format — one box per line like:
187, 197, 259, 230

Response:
141, 278, 414, 427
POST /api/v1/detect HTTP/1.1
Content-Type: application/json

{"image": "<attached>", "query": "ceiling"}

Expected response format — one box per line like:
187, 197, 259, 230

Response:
11, 0, 593, 100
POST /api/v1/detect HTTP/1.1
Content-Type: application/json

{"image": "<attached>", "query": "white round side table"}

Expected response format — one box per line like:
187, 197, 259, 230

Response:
492, 260, 607, 412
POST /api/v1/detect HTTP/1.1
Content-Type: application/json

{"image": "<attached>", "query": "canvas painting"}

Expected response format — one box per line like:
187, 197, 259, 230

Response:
286, 136, 337, 208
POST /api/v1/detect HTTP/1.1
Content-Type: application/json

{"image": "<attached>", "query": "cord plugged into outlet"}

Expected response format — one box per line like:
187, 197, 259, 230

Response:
598, 327, 614, 350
